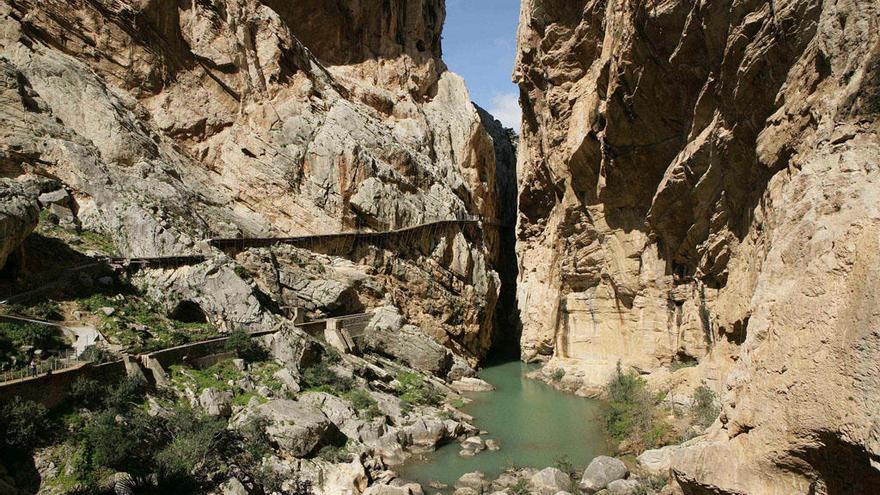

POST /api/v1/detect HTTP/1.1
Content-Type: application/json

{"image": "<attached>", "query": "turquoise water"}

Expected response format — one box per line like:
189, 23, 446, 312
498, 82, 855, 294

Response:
397, 361, 609, 490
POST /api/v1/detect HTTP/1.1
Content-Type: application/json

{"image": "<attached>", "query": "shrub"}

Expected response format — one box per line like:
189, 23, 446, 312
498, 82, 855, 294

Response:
602, 363, 672, 453
80, 345, 116, 364
70, 378, 105, 408
156, 408, 230, 479
511, 478, 530, 495
554, 454, 576, 478
83, 410, 136, 469
225, 329, 268, 363
395, 371, 442, 409
104, 375, 147, 412
302, 361, 354, 394
316, 443, 352, 463
691, 383, 720, 429
0, 321, 65, 350
550, 368, 565, 381
0, 397, 49, 451
342, 388, 381, 419
237, 416, 273, 466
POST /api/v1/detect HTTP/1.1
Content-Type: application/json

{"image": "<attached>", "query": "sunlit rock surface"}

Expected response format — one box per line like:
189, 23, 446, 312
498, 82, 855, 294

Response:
515, 0, 880, 492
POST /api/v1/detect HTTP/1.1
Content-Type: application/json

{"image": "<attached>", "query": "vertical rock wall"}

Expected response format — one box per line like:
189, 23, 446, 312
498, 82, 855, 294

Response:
515, 0, 880, 491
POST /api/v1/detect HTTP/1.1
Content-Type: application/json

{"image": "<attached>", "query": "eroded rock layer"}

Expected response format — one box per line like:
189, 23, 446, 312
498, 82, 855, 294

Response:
515, 0, 879, 492
0, 0, 514, 358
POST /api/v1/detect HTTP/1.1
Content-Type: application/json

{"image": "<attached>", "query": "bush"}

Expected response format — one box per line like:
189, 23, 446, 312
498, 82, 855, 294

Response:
553, 454, 576, 478
156, 408, 230, 479
550, 368, 565, 381
395, 371, 442, 409
0, 321, 65, 350
80, 345, 116, 364
691, 383, 720, 429
302, 361, 354, 394
316, 443, 352, 463
225, 329, 268, 363
601, 363, 672, 453
342, 388, 381, 419
104, 375, 147, 412
0, 397, 49, 451
70, 378, 105, 408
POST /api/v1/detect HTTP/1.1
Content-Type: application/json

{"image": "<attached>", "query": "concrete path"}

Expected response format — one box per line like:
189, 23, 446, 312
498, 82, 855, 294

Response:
65, 325, 101, 356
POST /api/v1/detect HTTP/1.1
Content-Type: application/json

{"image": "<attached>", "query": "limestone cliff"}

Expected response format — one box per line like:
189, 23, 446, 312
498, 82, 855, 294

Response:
0, 0, 515, 359
515, 0, 879, 492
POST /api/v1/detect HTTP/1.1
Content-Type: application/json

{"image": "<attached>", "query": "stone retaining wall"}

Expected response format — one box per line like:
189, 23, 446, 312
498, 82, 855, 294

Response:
0, 360, 126, 409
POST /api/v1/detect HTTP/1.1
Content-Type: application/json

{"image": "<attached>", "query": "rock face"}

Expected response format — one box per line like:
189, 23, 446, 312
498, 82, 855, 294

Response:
233, 399, 338, 457
0, 0, 515, 356
515, 0, 880, 492
0, 178, 39, 272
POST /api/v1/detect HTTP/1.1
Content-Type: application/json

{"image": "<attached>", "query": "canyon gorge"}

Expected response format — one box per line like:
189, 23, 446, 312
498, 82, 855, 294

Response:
0, 0, 878, 494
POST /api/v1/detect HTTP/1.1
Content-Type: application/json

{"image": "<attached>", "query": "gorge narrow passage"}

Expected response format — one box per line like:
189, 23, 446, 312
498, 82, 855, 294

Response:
397, 360, 609, 491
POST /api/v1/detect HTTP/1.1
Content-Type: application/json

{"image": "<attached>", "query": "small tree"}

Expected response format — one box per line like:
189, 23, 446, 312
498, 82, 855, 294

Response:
692, 382, 720, 429
225, 329, 268, 363
0, 397, 48, 451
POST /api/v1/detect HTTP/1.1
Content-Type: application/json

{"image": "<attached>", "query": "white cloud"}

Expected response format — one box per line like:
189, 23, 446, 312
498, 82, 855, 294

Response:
487, 92, 521, 132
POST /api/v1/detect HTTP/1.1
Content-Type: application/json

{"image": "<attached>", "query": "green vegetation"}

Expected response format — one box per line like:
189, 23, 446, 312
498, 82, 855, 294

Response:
225, 328, 269, 362
37, 208, 117, 255
79, 345, 116, 364
0, 320, 68, 369
316, 442, 353, 463
5, 301, 63, 321
301, 359, 355, 395
342, 388, 381, 419
395, 371, 443, 410
75, 292, 218, 353
169, 360, 244, 395
31, 373, 283, 494
0, 397, 49, 452
510, 478, 530, 495
553, 454, 576, 479
691, 383, 720, 429
601, 363, 673, 454
550, 368, 566, 381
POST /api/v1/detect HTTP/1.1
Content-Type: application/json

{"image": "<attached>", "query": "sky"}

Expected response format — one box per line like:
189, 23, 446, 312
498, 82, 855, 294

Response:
443, 0, 522, 132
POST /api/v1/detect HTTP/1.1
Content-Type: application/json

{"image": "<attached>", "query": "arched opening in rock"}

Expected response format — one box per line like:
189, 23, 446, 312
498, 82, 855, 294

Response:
169, 300, 208, 324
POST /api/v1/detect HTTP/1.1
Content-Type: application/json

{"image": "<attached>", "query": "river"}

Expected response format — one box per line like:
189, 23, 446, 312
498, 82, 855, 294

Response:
397, 360, 610, 490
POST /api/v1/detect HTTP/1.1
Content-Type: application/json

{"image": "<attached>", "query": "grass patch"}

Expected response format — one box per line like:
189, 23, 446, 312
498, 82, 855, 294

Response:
341, 388, 381, 419
395, 371, 442, 410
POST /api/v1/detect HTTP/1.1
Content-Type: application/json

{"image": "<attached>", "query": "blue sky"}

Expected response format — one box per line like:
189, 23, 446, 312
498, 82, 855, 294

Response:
443, 0, 521, 131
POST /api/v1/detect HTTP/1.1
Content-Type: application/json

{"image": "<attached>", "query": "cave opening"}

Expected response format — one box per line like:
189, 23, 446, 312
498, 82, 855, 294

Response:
169, 300, 208, 324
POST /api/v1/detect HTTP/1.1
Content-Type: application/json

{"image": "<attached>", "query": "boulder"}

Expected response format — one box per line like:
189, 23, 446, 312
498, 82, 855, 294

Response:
38, 188, 70, 207
529, 467, 573, 495
272, 367, 301, 393
220, 478, 249, 495
454, 471, 488, 493
362, 485, 421, 495
606, 479, 641, 495
637, 445, 680, 475
232, 399, 337, 456
362, 306, 452, 376
198, 387, 232, 417
579, 457, 628, 494
451, 377, 494, 393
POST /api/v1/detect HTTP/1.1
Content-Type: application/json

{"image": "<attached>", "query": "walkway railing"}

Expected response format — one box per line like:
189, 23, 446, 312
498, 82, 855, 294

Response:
0, 348, 86, 384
